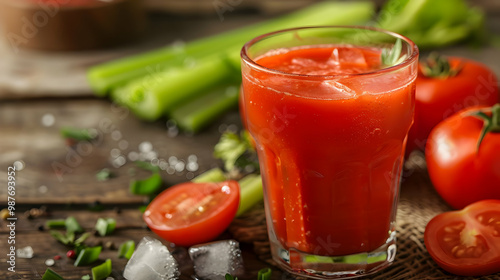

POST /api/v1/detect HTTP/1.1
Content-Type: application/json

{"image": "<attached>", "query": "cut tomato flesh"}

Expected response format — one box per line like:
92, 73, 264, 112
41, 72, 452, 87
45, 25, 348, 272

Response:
424, 200, 500, 276
143, 180, 240, 246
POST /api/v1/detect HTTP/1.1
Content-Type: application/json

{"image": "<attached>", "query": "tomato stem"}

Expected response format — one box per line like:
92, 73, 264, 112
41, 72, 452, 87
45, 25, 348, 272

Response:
420, 53, 462, 78
470, 104, 500, 152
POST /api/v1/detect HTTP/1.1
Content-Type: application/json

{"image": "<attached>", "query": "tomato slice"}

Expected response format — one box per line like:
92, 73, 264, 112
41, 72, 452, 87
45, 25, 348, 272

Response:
143, 180, 240, 247
424, 200, 500, 276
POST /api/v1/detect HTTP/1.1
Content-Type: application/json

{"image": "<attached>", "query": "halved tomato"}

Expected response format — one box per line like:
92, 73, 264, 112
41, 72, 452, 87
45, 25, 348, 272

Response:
143, 180, 240, 246
424, 200, 500, 276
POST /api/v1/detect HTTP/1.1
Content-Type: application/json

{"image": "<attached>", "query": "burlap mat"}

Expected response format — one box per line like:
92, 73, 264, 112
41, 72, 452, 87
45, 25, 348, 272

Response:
229, 154, 500, 279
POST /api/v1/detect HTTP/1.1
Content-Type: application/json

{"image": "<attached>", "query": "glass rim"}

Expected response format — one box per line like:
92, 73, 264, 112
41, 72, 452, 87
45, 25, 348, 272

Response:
240, 25, 419, 79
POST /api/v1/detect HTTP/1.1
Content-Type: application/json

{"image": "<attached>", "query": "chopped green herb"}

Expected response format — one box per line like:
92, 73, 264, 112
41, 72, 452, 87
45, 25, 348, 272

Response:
65, 217, 83, 234
258, 268, 272, 280
74, 244, 86, 257
138, 205, 147, 213
66, 231, 75, 244
42, 268, 65, 280
88, 200, 104, 212
74, 232, 91, 246
60, 127, 96, 141
91, 259, 112, 280
118, 240, 135, 259
50, 230, 89, 247
96, 168, 113, 181
134, 161, 161, 172
81, 275, 90, 280
225, 274, 238, 280
95, 218, 117, 237
74, 246, 102, 266
46, 219, 66, 229
50, 230, 70, 245
130, 173, 163, 195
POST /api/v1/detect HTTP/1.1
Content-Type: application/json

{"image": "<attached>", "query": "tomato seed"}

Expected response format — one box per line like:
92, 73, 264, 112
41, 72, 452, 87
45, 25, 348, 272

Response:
443, 236, 455, 242
451, 245, 460, 254
466, 247, 475, 256
444, 226, 454, 233
456, 249, 465, 258
477, 215, 484, 222
452, 223, 465, 231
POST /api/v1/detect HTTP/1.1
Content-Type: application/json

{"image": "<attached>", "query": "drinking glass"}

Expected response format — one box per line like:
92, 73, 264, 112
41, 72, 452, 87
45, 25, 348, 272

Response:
240, 26, 418, 279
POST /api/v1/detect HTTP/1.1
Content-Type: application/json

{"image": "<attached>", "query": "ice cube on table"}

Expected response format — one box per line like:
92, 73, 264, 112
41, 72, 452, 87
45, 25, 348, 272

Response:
123, 237, 179, 280
188, 240, 244, 280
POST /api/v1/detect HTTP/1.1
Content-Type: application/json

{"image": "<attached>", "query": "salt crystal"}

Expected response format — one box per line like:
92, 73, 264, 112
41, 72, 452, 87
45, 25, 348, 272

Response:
17, 246, 34, 258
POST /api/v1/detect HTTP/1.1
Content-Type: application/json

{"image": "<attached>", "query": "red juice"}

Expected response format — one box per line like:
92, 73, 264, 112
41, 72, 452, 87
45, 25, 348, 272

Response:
241, 45, 416, 257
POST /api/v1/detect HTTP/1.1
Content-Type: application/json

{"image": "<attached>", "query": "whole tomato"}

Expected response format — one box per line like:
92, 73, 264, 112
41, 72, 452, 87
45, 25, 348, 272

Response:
425, 104, 500, 209
406, 54, 499, 153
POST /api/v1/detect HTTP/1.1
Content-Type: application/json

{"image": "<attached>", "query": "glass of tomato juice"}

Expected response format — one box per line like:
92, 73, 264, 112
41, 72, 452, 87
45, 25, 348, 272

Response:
240, 26, 418, 278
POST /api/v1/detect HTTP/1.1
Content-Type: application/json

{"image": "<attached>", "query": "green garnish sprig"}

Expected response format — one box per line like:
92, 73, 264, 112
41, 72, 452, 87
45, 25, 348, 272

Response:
381, 38, 406, 67
95, 218, 116, 237
47, 217, 89, 246
214, 131, 259, 175
129, 160, 163, 196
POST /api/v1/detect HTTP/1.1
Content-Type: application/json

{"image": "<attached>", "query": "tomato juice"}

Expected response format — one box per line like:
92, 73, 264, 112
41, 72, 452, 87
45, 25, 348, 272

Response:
242, 44, 417, 261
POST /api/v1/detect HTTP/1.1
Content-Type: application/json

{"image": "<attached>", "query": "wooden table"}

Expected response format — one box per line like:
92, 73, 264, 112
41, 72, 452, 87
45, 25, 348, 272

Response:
1, 1, 500, 279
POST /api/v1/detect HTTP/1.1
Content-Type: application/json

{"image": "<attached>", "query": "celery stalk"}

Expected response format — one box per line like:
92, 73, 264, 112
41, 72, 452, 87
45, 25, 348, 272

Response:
112, 2, 374, 121
112, 53, 235, 120
88, 1, 374, 96
191, 168, 227, 183
236, 174, 263, 217
170, 84, 240, 133
377, 0, 485, 49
